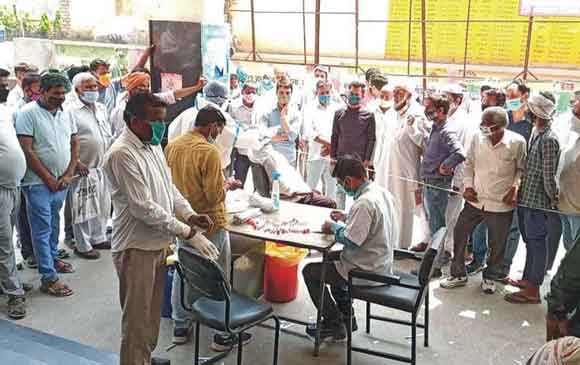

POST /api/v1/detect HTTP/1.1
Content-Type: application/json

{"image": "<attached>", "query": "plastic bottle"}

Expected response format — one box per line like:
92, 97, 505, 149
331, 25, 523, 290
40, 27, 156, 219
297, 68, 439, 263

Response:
271, 171, 281, 211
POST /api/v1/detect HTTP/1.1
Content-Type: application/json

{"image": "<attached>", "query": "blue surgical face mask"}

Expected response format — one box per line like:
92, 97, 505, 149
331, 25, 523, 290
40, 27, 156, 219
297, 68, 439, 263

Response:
318, 94, 330, 106
148, 120, 166, 145
348, 93, 361, 106
506, 98, 523, 111
80, 90, 99, 104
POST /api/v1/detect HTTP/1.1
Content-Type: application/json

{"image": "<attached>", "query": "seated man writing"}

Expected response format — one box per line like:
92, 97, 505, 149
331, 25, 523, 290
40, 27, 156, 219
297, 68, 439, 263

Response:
302, 155, 398, 341
250, 144, 336, 208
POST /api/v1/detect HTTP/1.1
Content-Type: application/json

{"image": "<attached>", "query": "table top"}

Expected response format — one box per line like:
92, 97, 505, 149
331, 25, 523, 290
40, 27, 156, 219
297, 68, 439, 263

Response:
226, 200, 337, 251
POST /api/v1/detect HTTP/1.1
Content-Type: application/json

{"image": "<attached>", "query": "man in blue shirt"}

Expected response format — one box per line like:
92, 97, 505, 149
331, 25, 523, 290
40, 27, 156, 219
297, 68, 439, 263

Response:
418, 93, 465, 255
259, 79, 302, 166
302, 155, 398, 342
16, 73, 79, 298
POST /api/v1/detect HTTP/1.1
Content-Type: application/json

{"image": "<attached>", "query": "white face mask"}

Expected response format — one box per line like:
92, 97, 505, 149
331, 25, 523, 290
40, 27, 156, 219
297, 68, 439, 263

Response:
480, 125, 494, 137
571, 114, 580, 133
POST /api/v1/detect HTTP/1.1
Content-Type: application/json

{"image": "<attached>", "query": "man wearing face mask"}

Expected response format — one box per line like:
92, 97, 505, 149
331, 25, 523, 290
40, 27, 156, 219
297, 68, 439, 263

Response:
506, 80, 533, 143
365, 74, 388, 113
302, 155, 397, 341
371, 84, 395, 188
331, 80, 376, 209
505, 92, 561, 305
110, 71, 207, 140
259, 79, 302, 166
103, 91, 213, 365
230, 82, 258, 185
15, 73, 79, 298
303, 80, 340, 199
557, 97, 580, 249
440, 107, 526, 293
165, 105, 248, 350
381, 82, 427, 250
420, 93, 466, 265
436, 84, 473, 266
64, 72, 113, 260
7, 63, 38, 109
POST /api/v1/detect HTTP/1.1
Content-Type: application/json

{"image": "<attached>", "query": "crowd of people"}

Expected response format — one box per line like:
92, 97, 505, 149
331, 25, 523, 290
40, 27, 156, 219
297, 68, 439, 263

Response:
1, 49, 579, 365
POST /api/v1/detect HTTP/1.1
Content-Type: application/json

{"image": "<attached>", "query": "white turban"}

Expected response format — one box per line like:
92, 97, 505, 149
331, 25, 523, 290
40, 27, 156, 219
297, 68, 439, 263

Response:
528, 93, 556, 120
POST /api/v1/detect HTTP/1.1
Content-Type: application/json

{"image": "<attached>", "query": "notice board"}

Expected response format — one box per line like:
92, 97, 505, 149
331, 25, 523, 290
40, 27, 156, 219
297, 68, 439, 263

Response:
149, 20, 202, 122
384, 0, 580, 68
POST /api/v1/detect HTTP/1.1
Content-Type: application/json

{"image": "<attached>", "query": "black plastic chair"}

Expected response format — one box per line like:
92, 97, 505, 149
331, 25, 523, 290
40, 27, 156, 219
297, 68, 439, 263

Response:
346, 228, 447, 365
175, 248, 281, 365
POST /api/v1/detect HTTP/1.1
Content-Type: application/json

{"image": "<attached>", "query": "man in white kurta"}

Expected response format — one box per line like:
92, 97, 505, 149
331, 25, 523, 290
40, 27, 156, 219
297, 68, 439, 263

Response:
385, 84, 426, 249
442, 84, 476, 258
66, 73, 113, 258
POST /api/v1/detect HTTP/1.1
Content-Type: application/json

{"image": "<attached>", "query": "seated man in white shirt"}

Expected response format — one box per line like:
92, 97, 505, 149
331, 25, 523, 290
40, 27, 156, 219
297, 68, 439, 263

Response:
303, 80, 340, 199
302, 155, 398, 341
440, 107, 526, 294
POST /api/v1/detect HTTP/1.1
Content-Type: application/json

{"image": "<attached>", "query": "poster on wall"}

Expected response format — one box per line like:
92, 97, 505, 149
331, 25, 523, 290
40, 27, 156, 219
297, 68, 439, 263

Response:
201, 23, 231, 87
149, 20, 202, 122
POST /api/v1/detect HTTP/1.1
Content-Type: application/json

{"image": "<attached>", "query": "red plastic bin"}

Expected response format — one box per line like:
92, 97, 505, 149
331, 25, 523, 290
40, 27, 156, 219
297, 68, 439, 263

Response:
263, 255, 299, 303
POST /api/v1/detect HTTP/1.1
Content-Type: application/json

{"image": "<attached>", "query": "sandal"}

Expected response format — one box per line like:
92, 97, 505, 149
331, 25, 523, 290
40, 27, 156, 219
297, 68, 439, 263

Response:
503, 278, 529, 288
40, 280, 73, 297
7, 296, 26, 319
54, 260, 75, 274
504, 291, 541, 304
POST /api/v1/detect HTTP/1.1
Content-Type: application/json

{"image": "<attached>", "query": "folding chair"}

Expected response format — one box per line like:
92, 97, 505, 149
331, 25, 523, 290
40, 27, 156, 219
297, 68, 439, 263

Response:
175, 248, 281, 365
347, 228, 447, 365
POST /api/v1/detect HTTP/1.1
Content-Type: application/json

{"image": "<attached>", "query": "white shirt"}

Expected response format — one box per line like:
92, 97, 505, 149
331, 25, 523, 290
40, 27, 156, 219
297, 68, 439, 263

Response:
303, 101, 339, 161
110, 91, 176, 140
558, 135, 580, 214
103, 127, 195, 252
447, 101, 476, 190
464, 130, 527, 212
336, 182, 397, 285
6, 85, 23, 109
229, 103, 257, 156
66, 99, 112, 168
0, 104, 26, 188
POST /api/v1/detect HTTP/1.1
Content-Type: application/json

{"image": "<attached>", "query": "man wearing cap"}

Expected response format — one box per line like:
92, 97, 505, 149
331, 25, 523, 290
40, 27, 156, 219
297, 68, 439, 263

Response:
15, 73, 78, 297
110, 71, 206, 140
387, 82, 427, 250
505, 92, 561, 304
438, 84, 473, 265
440, 107, 526, 294
166, 105, 248, 350
103, 91, 213, 365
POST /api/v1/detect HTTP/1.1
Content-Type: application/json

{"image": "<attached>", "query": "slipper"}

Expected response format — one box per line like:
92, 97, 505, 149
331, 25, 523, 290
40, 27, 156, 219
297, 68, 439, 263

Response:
504, 291, 540, 304
40, 280, 73, 297
54, 260, 75, 274
7, 296, 26, 319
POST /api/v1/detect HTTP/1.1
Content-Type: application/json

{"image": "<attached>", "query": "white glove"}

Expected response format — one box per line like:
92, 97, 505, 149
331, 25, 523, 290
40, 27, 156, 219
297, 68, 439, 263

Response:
185, 232, 220, 260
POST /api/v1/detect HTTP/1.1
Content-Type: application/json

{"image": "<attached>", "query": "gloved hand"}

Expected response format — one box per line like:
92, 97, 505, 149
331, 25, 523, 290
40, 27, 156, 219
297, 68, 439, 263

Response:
185, 232, 220, 260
